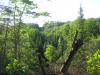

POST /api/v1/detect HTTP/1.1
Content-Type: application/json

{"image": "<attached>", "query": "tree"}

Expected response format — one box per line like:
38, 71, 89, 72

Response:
29, 29, 48, 75
0, 0, 49, 74
59, 5, 84, 75
0, 2, 11, 74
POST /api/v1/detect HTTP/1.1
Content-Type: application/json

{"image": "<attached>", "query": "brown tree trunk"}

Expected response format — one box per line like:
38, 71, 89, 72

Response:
60, 30, 83, 75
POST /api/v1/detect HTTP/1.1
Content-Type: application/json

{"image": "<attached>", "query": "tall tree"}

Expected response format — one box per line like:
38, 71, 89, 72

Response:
0, 1, 11, 74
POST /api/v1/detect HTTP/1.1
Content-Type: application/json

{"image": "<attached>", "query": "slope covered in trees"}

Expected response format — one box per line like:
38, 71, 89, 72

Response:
0, 17, 100, 75
0, 0, 100, 75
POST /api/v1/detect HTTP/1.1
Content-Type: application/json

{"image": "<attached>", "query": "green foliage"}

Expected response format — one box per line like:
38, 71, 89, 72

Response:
6, 59, 29, 75
35, 12, 50, 17
86, 49, 100, 75
22, 0, 33, 4
0, 4, 100, 74
45, 44, 60, 62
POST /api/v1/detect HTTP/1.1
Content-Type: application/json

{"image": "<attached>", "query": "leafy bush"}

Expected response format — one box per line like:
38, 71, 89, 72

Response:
6, 59, 29, 75
86, 49, 100, 75
45, 45, 60, 62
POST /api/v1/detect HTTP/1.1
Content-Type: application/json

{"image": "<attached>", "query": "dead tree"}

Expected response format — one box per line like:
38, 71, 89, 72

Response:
60, 30, 83, 75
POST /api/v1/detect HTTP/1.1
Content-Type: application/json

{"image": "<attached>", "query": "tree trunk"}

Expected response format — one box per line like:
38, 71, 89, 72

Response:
13, 3, 26, 60
60, 30, 83, 75
38, 53, 47, 75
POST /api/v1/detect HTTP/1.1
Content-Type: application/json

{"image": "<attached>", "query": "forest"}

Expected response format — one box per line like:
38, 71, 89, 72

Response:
0, 0, 100, 75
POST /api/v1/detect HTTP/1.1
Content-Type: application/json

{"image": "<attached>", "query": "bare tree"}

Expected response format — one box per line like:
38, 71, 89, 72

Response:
59, 5, 84, 75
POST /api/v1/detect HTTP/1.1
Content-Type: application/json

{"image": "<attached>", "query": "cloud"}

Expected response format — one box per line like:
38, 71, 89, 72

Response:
36, 0, 100, 21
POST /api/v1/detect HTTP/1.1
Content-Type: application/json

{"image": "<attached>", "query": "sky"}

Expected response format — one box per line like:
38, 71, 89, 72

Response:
1, 0, 100, 26
28, 0, 100, 26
